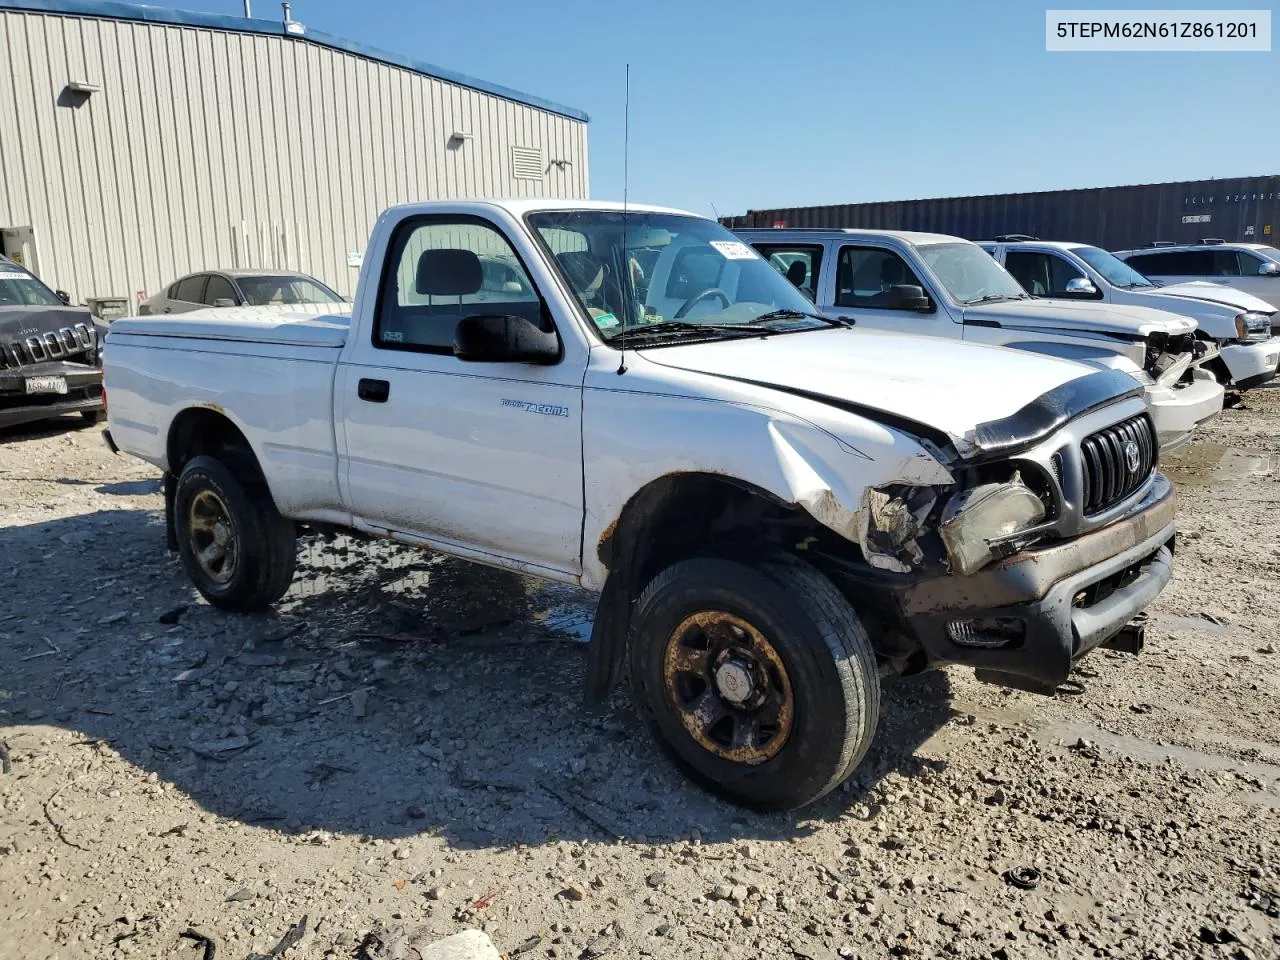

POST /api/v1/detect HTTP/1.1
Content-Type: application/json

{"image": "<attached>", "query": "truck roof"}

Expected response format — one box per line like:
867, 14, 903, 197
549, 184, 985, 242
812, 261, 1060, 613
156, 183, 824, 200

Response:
382, 198, 700, 219
980, 239, 1091, 252
733, 227, 964, 246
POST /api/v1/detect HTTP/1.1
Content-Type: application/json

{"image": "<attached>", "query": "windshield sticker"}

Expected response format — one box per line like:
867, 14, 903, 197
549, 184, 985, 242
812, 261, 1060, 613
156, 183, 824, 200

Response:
709, 240, 756, 260
592, 311, 620, 329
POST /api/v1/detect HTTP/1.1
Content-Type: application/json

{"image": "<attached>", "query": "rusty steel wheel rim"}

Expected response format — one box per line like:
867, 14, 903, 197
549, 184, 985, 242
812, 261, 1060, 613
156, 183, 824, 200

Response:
662, 610, 794, 765
187, 489, 239, 585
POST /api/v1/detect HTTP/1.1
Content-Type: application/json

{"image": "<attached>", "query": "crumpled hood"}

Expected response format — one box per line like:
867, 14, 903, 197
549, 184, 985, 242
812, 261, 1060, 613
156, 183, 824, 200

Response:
968, 298, 1197, 337
0, 304, 95, 340
1148, 280, 1276, 315
640, 327, 1122, 451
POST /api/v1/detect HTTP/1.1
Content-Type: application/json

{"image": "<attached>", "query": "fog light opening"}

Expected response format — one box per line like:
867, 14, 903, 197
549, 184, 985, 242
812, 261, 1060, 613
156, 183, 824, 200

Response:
946, 617, 1026, 650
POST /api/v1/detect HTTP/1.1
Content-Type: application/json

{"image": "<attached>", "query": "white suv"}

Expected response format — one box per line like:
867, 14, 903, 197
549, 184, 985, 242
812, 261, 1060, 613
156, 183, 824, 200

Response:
1113, 242, 1280, 321
983, 239, 1279, 391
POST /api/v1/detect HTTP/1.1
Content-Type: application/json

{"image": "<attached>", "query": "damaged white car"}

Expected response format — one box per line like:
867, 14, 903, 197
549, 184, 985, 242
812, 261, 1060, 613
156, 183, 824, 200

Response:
103, 200, 1176, 809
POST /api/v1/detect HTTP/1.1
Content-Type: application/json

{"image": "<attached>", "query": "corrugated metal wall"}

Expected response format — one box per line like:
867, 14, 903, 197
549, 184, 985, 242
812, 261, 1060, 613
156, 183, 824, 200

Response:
0, 9, 590, 307
724, 176, 1280, 252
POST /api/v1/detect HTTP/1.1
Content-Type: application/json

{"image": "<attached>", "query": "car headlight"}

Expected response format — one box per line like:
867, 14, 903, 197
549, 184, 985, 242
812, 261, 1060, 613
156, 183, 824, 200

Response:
939, 473, 1046, 576
1238, 312, 1272, 342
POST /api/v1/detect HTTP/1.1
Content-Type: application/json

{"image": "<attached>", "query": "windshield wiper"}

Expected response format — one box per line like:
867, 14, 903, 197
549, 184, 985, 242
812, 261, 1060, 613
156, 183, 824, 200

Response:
964, 293, 1025, 305
748, 309, 849, 327
608, 321, 770, 344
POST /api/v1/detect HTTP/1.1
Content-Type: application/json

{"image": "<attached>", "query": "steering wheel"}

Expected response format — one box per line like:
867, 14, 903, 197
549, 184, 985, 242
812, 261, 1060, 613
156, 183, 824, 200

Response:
674, 287, 731, 320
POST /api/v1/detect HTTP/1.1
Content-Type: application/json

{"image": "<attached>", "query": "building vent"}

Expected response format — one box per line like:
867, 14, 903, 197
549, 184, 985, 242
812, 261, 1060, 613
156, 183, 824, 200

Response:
511, 146, 544, 180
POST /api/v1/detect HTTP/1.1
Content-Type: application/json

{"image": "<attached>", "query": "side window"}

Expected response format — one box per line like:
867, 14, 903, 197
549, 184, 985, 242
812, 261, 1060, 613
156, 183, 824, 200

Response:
1125, 253, 1166, 275
1007, 252, 1086, 296
665, 246, 724, 299
753, 244, 824, 300
203, 275, 239, 305
174, 275, 207, 303
834, 246, 924, 309
1211, 251, 1243, 276
1235, 251, 1265, 276
1166, 250, 1213, 274
375, 217, 546, 353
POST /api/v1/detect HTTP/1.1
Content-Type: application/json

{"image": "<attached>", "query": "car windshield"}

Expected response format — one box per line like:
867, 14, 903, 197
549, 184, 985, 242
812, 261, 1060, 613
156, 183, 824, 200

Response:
236, 275, 343, 306
526, 210, 827, 342
1073, 246, 1156, 288
0, 263, 63, 306
916, 242, 1028, 304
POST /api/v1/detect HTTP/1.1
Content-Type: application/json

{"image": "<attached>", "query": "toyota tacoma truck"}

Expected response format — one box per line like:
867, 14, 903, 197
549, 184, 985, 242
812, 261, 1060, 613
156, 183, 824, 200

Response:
0, 255, 104, 429
104, 200, 1175, 809
981, 238, 1278, 391
737, 228, 1224, 450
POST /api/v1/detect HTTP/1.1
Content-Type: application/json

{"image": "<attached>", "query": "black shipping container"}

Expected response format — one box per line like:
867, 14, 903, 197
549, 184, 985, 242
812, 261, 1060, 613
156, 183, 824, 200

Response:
722, 176, 1280, 251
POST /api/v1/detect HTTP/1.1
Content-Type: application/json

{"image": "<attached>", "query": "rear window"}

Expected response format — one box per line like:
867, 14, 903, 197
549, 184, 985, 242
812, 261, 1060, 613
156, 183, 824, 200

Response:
174, 275, 207, 302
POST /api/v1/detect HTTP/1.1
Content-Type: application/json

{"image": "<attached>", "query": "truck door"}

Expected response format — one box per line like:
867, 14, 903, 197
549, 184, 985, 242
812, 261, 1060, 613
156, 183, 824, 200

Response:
336, 214, 585, 578
828, 243, 957, 337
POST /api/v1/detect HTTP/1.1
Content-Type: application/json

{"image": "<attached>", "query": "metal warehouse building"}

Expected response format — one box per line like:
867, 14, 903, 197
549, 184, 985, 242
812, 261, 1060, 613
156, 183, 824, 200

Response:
724, 175, 1280, 253
0, 0, 590, 312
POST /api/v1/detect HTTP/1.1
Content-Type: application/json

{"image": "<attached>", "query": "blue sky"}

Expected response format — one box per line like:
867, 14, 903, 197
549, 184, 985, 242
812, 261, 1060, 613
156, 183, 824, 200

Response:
178, 0, 1275, 218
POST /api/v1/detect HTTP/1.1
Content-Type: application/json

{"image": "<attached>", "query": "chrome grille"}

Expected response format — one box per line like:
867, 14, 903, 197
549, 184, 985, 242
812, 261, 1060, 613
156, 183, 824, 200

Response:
1080, 414, 1157, 516
0, 323, 95, 369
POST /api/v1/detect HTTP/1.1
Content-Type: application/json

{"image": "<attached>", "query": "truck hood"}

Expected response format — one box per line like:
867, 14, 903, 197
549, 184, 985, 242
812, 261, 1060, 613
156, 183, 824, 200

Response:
968, 298, 1197, 337
1148, 280, 1276, 315
640, 327, 1137, 455
0, 304, 95, 340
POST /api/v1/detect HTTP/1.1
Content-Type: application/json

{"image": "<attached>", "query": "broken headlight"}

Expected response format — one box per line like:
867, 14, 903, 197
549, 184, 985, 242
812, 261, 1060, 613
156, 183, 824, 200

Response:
857, 485, 938, 574
939, 472, 1045, 576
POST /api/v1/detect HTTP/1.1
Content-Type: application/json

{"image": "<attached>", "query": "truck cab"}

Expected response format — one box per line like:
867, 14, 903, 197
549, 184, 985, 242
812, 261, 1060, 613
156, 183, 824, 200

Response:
737, 227, 1225, 450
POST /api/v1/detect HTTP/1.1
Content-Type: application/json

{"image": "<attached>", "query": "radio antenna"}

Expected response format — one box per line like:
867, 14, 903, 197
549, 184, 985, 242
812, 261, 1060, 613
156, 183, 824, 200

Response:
617, 63, 631, 376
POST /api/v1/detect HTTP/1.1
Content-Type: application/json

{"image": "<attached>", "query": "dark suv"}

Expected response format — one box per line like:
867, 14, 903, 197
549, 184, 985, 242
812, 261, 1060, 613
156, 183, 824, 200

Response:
0, 256, 104, 430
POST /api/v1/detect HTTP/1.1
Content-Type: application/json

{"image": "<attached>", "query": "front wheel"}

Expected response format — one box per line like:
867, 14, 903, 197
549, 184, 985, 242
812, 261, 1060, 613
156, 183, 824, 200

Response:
173, 455, 297, 611
629, 555, 879, 810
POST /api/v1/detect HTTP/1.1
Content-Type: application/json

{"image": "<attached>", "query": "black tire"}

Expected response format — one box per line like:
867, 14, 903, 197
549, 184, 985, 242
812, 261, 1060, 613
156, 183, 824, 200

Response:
173, 455, 296, 611
81, 409, 106, 424
629, 554, 879, 810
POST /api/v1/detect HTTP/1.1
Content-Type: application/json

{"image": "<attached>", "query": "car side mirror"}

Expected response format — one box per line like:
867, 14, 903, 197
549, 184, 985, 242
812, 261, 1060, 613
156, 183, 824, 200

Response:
1064, 277, 1100, 297
55, 290, 70, 305
888, 284, 933, 312
1259, 262, 1280, 277
454, 314, 559, 364
212, 298, 236, 308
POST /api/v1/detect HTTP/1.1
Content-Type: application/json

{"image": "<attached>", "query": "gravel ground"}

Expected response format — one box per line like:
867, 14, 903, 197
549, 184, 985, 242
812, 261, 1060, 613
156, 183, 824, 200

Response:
1, 389, 1279, 960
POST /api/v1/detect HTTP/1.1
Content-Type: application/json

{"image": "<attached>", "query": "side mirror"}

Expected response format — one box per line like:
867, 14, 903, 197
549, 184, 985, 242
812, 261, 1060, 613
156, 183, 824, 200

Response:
454, 314, 559, 364
55, 290, 71, 305
1259, 262, 1280, 277
1064, 277, 1100, 297
888, 284, 932, 312
212, 298, 236, 308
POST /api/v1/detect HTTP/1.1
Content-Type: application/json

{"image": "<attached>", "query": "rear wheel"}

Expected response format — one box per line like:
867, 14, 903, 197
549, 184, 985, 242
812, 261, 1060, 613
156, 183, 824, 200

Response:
629, 554, 879, 810
173, 455, 296, 611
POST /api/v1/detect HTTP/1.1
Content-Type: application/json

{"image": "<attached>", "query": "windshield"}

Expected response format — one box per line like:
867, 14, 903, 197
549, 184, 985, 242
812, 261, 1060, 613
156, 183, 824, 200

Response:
0, 263, 63, 306
1073, 246, 1156, 288
916, 242, 1028, 304
236, 275, 343, 306
526, 210, 825, 341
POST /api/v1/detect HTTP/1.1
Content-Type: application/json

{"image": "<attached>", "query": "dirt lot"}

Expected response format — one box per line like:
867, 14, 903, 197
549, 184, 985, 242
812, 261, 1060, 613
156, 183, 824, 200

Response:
2, 389, 1279, 960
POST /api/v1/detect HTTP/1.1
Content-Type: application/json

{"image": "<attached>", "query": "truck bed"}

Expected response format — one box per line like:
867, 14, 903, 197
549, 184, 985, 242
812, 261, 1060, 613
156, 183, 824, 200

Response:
109, 310, 350, 347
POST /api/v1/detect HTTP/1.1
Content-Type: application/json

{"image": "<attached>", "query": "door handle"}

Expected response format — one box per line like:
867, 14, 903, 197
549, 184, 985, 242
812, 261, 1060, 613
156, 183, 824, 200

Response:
357, 378, 390, 403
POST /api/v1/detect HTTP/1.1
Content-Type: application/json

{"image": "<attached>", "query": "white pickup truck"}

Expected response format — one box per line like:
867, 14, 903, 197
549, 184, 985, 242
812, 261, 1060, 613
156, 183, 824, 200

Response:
736, 228, 1225, 450
104, 200, 1176, 809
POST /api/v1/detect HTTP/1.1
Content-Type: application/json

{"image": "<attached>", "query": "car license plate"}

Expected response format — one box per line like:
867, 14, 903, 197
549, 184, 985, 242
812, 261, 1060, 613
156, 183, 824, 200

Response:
25, 375, 68, 395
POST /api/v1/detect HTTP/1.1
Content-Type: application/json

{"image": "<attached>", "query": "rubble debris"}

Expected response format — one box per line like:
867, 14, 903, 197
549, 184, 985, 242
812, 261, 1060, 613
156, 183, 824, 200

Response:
245, 915, 307, 959
419, 929, 501, 960
0, 740, 9, 775
179, 928, 217, 960
189, 736, 252, 761
158, 604, 188, 625
1003, 867, 1040, 890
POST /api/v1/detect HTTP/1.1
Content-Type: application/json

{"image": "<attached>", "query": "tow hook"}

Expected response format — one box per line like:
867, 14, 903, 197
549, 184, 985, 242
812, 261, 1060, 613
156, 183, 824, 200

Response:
1102, 615, 1146, 655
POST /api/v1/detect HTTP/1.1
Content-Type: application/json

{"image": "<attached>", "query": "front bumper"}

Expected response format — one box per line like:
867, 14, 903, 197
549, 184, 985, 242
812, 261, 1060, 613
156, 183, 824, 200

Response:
0, 360, 103, 429
897, 474, 1176, 692
1219, 338, 1279, 390
1143, 371, 1224, 451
